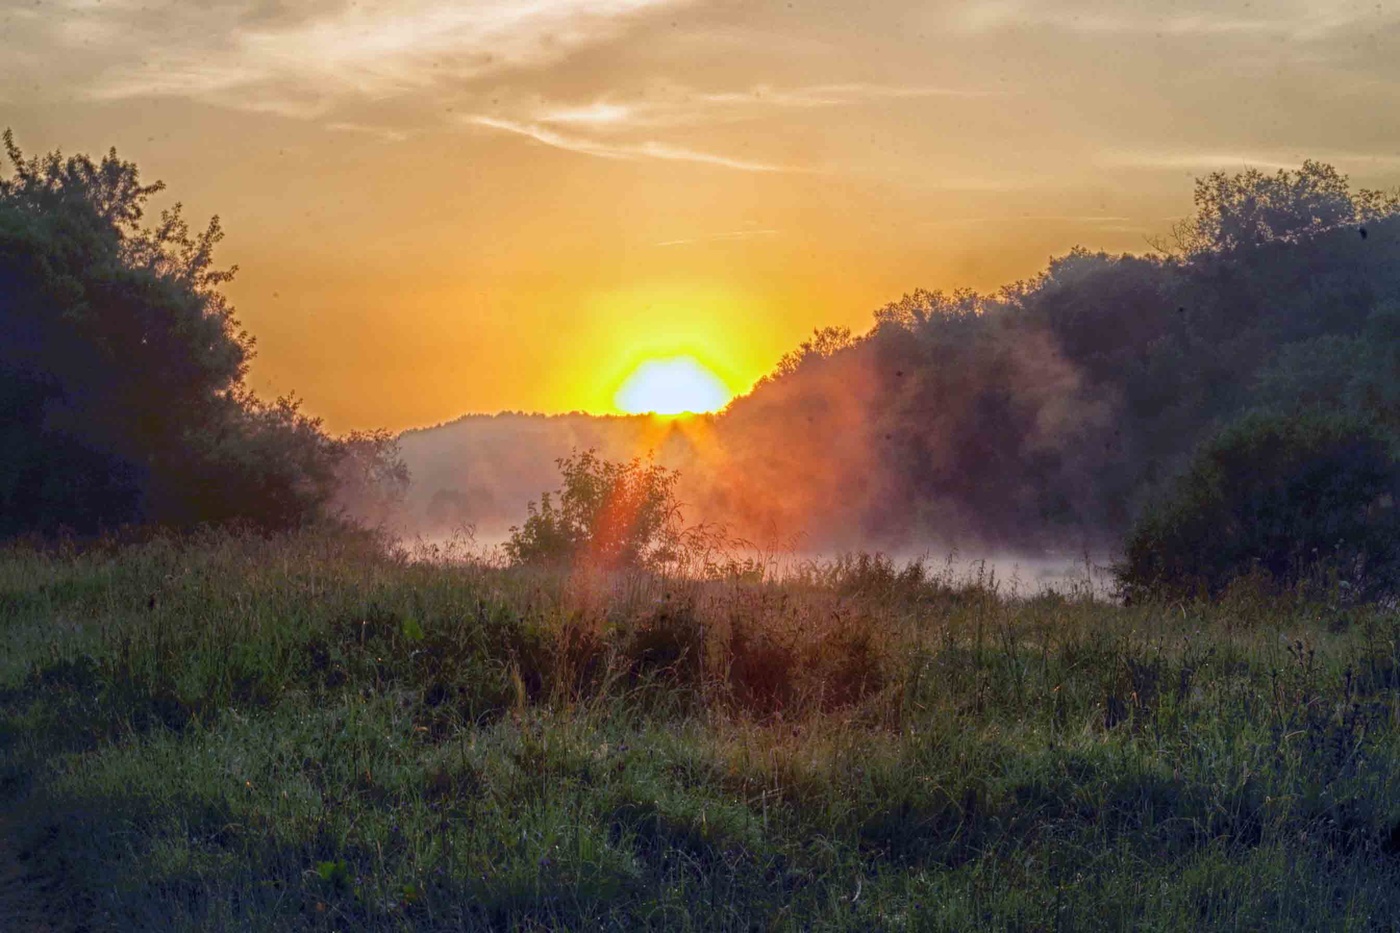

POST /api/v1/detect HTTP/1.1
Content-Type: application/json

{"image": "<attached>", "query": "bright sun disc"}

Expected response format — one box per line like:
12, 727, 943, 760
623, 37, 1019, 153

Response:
614, 357, 731, 415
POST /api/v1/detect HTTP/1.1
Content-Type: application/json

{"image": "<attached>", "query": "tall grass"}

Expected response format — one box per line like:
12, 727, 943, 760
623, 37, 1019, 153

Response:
2, 528, 1399, 930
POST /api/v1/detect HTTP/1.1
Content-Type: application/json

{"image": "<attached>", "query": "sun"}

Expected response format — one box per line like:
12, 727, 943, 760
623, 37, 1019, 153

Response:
614, 356, 731, 415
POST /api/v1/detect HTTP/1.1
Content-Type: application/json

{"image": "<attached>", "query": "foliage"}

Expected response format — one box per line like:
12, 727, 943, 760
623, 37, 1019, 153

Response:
754, 324, 858, 387
330, 429, 411, 527
505, 450, 684, 570
1253, 301, 1400, 433
1168, 160, 1363, 255
0, 131, 402, 534
7, 530, 1400, 929
1117, 412, 1400, 599
719, 160, 1400, 553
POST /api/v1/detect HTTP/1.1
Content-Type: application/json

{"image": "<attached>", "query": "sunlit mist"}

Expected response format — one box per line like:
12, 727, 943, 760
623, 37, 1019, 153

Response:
614, 357, 731, 415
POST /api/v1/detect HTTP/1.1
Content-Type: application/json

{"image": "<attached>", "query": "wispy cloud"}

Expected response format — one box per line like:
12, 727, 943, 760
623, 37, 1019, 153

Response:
528, 82, 999, 130
464, 116, 796, 173
326, 122, 412, 143
75, 0, 689, 114
950, 0, 1389, 42
692, 83, 1001, 108
461, 80, 995, 170
1100, 149, 1400, 172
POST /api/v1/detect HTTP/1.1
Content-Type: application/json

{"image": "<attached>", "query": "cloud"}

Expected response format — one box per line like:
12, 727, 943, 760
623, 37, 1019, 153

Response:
691, 83, 1001, 108
458, 80, 997, 170
948, 0, 1389, 42
537, 102, 641, 126
463, 116, 797, 173
527, 82, 999, 131
326, 122, 412, 143
71, 0, 690, 114
1100, 149, 1400, 173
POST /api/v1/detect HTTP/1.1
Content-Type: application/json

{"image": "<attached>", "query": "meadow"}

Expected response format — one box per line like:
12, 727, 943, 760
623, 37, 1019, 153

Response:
3, 529, 1400, 930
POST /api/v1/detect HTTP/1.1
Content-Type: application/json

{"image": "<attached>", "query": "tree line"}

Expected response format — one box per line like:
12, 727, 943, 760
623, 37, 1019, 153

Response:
714, 161, 1400, 595
5, 131, 1397, 597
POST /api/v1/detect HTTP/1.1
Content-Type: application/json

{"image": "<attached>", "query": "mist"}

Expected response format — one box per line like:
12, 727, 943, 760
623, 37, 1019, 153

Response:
389, 161, 1400, 572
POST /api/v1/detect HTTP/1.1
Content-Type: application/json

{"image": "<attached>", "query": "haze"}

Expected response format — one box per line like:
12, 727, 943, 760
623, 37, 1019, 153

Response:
5, 0, 1400, 430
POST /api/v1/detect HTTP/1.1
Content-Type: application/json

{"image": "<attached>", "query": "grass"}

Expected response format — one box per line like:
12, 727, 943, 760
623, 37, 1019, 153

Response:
2, 529, 1400, 930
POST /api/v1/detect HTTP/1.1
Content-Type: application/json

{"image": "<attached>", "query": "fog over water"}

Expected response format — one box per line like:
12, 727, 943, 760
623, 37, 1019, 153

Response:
392, 409, 1120, 593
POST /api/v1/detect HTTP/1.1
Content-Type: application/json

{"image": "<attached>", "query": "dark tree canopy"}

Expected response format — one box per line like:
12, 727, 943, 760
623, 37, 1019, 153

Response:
710, 160, 1400, 583
0, 132, 406, 536
1117, 414, 1400, 599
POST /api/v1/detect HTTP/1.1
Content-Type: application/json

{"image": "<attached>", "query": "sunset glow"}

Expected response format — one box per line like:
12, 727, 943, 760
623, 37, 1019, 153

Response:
614, 357, 731, 415
7, 1, 1400, 431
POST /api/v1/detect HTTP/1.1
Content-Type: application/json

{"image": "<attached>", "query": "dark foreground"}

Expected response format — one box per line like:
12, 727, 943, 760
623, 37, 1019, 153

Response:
2, 530, 1399, 930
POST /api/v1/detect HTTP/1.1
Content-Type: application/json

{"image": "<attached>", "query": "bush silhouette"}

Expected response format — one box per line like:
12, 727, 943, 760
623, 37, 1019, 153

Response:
505, 450, 684, 571
1117, 413, 1400, 599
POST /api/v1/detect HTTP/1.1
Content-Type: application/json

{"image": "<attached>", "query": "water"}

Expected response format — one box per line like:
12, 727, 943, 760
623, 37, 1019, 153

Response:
400, 526, 1115, 597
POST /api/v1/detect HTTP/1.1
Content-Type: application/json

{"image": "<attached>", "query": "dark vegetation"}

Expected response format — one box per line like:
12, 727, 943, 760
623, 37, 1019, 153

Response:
1119, 413, 1400, 600
710, 161, 1400, 595
6, 532, 1400, 930
4, 136, 1400, 929
503, 451, 687, 572
0, 131, 406, 536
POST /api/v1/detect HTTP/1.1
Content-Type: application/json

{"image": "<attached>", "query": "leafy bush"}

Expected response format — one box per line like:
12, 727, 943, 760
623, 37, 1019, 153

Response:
504, 450, 684, 571
1118, 413, 1400, 599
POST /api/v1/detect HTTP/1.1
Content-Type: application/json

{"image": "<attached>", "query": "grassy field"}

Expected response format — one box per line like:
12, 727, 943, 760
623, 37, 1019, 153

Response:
2, 529, 1400, 930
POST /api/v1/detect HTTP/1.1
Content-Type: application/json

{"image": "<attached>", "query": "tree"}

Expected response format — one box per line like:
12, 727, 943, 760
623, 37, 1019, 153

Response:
1117, 413, 1400, 599
505, 450, 684, 571
330, 429, 411, 528
758, 326, 858, 385
1167, 160, 1394, 256
0, 131, 394, 534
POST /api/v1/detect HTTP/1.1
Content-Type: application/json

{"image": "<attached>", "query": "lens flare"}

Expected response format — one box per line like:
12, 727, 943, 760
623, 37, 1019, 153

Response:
614, 356, 731, 415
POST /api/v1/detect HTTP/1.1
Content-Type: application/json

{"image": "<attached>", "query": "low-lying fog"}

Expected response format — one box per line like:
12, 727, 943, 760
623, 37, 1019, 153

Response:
388, 409, 1119, 595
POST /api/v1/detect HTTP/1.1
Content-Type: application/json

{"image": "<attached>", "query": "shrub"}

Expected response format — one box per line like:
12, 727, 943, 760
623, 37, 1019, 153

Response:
1117, 412, 1400, 599
504, 450, 684, 571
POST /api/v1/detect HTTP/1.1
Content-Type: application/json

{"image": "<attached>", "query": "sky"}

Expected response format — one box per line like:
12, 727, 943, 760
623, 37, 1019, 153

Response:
4, 0, 1400, 431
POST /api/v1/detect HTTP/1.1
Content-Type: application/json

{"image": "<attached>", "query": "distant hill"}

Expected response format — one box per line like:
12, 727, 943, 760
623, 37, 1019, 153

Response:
397, 412, 711, 540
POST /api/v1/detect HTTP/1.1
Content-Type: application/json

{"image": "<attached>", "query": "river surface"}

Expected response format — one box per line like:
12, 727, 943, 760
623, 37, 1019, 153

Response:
401, 527, 1116, 597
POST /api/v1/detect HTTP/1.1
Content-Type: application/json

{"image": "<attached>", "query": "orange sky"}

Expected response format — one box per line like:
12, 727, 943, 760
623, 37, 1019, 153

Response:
6, 0, 1400, 431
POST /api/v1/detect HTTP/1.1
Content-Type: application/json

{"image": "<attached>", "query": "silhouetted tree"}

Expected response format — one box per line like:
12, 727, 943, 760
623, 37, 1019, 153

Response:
0, 131, 403, 534
1170, 161, 1357, 255
708, 161, 1400, 556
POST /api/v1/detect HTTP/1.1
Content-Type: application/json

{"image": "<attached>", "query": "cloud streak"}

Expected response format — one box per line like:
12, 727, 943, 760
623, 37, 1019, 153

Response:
74, 0, 689, 114
464, 116, 797, 173
459, 81, 997, 171
950, 0, 1390, 42
1101, 149, 1400, 173
529, 82, 1001, 130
